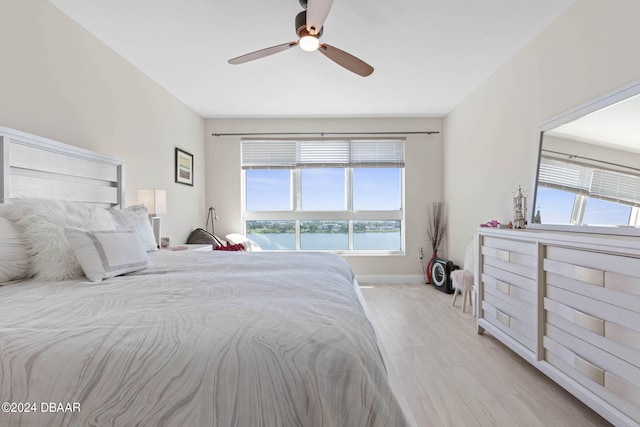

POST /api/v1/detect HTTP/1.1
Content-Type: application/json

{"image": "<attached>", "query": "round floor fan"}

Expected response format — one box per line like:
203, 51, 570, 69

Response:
228, 0, 374, 77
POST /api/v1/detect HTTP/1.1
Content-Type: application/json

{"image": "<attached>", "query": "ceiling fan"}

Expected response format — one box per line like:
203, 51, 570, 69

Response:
228, 0, 374, 77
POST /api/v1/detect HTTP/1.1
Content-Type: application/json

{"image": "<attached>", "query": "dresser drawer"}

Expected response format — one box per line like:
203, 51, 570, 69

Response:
545, 323, 640, 390
482, 268, 536, 307
482, 262, 537, 293
483, 300, 536, 352
483, 276, 535, 320
544, 325, 640, 421
545, 298, 640, 369
482, 236, 537, 279
484, 288, 535, 324
546, 284, 640, 341
483, 236, 538, 257
544, 246, 640, 315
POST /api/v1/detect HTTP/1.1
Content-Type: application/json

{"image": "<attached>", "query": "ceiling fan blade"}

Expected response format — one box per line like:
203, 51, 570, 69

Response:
228, 42, 297, 65
318, 44, 374, 77
306, 0, 334, 35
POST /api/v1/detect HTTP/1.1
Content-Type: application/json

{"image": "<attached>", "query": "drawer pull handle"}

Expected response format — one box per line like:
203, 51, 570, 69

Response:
605, 322, 640, 352
574, 355, 604, 386
574, 265, 604, 287
496, 280, 511, 295
605, 372, 640, 403
574, 310, 604, 336
496, 309, 510, 327
496, 249, 510, 262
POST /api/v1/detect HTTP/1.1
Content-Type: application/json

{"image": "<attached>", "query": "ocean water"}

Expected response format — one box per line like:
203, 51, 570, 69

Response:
247, 232, 402, 251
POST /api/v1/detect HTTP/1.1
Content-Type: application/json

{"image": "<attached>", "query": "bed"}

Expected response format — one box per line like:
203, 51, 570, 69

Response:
0, 127, 410, 427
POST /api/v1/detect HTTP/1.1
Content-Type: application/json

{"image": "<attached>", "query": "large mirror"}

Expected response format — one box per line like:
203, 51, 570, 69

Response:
530, 82, 640, 236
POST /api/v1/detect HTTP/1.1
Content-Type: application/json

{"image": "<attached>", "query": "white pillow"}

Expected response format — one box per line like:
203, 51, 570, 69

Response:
0, 217, 31, 283
4, 199, 117, 281
109, 205, 158, 252
64, 228, 149, 283
225, 233, 262, 251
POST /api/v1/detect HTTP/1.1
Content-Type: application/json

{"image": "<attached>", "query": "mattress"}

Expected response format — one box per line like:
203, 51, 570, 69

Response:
0, 250, 410, 427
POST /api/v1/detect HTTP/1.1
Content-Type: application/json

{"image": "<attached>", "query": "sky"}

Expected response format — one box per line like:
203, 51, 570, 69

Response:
245, 168, 401, 211
535, 186, 631, 225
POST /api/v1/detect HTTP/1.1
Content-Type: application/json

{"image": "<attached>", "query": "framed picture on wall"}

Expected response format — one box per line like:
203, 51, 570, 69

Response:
175, 148, 194, 186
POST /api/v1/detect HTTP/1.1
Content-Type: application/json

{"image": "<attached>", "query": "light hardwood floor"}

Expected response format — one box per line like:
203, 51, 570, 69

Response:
359, 283, 612, 427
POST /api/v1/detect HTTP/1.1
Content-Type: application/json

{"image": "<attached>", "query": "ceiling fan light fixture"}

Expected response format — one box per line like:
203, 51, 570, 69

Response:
299, 34, 319, 51
228, 1, 373, 76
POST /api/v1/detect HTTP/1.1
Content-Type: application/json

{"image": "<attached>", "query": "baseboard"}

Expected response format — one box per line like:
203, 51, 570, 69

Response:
355, 274, 425, 284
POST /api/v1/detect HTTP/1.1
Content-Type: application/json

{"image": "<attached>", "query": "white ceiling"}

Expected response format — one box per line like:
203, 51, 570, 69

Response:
48, 0, 575, 118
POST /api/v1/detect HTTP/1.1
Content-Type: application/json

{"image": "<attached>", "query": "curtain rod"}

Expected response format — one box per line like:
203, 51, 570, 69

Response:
543, 149, 640, 173
212, 131, 439, 137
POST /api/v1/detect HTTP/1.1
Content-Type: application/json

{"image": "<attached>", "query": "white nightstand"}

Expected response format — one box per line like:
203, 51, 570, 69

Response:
161, 244, 212, 252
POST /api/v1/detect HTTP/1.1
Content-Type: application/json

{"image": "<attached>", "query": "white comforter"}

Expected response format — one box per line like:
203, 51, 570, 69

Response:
0, 251, 410, 427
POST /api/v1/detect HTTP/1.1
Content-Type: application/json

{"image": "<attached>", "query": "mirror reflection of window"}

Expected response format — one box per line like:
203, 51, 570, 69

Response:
536, 182, 639, 226
582, 198, 632, 226
535, 154, 640, 226
534, 186, 575, 224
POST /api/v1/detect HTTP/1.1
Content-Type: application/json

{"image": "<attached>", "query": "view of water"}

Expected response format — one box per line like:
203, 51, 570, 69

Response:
247, 232, 402, 251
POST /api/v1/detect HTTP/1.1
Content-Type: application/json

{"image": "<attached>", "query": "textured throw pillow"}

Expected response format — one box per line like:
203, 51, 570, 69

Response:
109, 204, 158, 252
64, 228, 149, 283
225, 233, 262, 251
0, 216, 31, 283
4, 199, 117, 281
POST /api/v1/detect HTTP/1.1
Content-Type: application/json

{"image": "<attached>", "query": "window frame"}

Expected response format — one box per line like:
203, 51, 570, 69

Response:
536, 184, 640, 226
242, 167, 405, 255
536, 153, 640, 227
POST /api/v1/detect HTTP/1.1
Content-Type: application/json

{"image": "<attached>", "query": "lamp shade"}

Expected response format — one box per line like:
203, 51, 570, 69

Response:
137, 189, 167, 215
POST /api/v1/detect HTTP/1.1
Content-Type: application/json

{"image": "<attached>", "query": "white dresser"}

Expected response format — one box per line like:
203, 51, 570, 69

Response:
476, 228, 640, 427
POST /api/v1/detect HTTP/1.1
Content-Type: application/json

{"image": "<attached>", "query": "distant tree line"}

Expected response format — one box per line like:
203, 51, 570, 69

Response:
247, 220, 400, 234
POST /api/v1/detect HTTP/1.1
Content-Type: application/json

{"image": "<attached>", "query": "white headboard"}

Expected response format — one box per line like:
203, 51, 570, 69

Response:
0, 126, 124, 208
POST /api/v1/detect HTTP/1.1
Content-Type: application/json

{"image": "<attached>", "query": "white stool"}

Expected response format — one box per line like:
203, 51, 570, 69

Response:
451, 239, 475, 313
451, 269, 474, 313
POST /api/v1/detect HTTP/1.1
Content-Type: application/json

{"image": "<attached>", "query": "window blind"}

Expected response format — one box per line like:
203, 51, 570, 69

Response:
241, 139, 405, 169
590, 169, 640, 206
298, 140, 350, 167
350, 140, 405, 167
241, 140, 297, 169
538, 156, 640, 206
537, 157, 592, 194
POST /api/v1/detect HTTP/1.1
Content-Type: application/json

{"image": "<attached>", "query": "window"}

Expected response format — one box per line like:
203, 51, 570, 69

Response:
535, 155, 640, 226
301, 220, 348, 250
246, 220, 295, 250
534, 186, 576, 224
301, 168, 345, 210
245, 170, 291, 211
242, 139, 405, 253
353, 220, 402, 251
582, 198, 632, 226
353, 168, 402, 210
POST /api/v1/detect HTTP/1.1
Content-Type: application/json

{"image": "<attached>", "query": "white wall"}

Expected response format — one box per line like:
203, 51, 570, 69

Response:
205, 118, 443, 280
0, 0, 206, 243
445, 0, 640, 263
